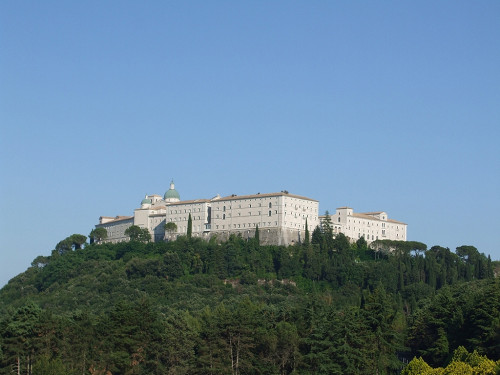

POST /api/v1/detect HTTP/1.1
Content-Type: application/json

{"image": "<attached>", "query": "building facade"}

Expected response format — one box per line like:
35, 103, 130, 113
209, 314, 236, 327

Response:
209, 192, 319, 245
95, 216, 134, 243
320, 207, 407, 244
96, 181, 319, 246
95, 182, 406, 246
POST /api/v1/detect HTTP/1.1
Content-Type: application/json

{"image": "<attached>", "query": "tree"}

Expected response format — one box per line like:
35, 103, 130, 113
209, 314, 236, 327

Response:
187, 213, 193, 238
321, 211, 334, 250
400, 357, 433, 375
55, 238, 72, 255
125, 225, 151, 243
402, 347, 500, 375
164, 222, 177, 234
356, 236, 367, 251
274, 321, 299, 375
164, 222, 177, 241
68, 234, 87, 250
55, 234, 87, 254
362, 285, 404, 373
311, 226, 323, 246
32, 355, 67, 375
254, 225, 260, 245
214, 299, 262, 375
2, 301, 43, 375
304, 218, 310, 246
89, 228, 107, 244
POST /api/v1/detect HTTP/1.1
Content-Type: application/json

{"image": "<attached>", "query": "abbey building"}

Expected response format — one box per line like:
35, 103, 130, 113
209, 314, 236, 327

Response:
96, 181, 406, 246
319, 207, 407, 243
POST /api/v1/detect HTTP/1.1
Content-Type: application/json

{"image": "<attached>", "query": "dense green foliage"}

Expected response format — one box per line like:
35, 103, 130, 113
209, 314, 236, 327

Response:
0, 232, 498, 374
124, 225, 151, 243
89, 228, 107, 244
401, 346, 500, 374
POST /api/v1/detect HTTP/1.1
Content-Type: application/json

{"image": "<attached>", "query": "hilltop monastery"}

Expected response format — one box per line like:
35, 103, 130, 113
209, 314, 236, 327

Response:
96, 181, 407, 246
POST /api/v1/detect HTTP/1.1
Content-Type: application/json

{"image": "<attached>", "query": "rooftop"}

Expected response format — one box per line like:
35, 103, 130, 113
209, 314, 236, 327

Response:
215, 192, 318, 202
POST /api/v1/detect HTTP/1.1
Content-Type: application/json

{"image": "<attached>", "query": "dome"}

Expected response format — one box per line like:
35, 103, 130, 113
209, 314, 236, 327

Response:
141, 197, 152, 205
164, 180, 180, 202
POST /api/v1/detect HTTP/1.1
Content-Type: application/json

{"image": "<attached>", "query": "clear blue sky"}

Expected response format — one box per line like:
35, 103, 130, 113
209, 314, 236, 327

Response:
1, 1, 499, 287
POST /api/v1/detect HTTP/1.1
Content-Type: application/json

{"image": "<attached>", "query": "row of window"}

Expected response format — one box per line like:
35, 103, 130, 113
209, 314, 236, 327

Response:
170, 207, 203, 214
345, 219, 402, 230
168, 215, 204, 222
215, 221, 279, 230
220, 201, 274, 211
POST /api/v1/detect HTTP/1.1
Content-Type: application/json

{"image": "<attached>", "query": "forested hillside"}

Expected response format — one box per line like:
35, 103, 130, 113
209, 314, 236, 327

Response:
0, 231, 498, 375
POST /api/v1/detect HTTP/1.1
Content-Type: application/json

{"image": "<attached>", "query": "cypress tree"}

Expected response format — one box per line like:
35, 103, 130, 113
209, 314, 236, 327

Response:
254, 225, 260, 245
321, 211, 334, 251
187, 213, 192, 238
304, 218, 310, 246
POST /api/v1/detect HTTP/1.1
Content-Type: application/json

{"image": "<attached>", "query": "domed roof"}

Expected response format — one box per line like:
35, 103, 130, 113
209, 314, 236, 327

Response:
141, 196, 152, 205
164, 180, 180, 201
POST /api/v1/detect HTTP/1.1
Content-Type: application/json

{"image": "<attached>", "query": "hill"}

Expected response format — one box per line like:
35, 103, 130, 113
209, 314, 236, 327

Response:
0, 234, 498, 374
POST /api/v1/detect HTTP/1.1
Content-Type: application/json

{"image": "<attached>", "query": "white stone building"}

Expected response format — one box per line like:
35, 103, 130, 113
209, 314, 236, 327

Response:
95, 215, 134, 243
164, 199, 212, 240
320, 207, 407, 244
209, 192, 319, 245
95, 181, 319, 246
95, 181, 407, 246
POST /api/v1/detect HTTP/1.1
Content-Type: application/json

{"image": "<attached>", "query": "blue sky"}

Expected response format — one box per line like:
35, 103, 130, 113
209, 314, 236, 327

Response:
1, 1, 499, 287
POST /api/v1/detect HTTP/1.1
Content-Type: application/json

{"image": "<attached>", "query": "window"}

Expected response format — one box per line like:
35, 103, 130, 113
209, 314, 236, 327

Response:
223, 214, 226, 220
269, 202, 272, 208
268, 210, 272, 216
223, 206, 226, 212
